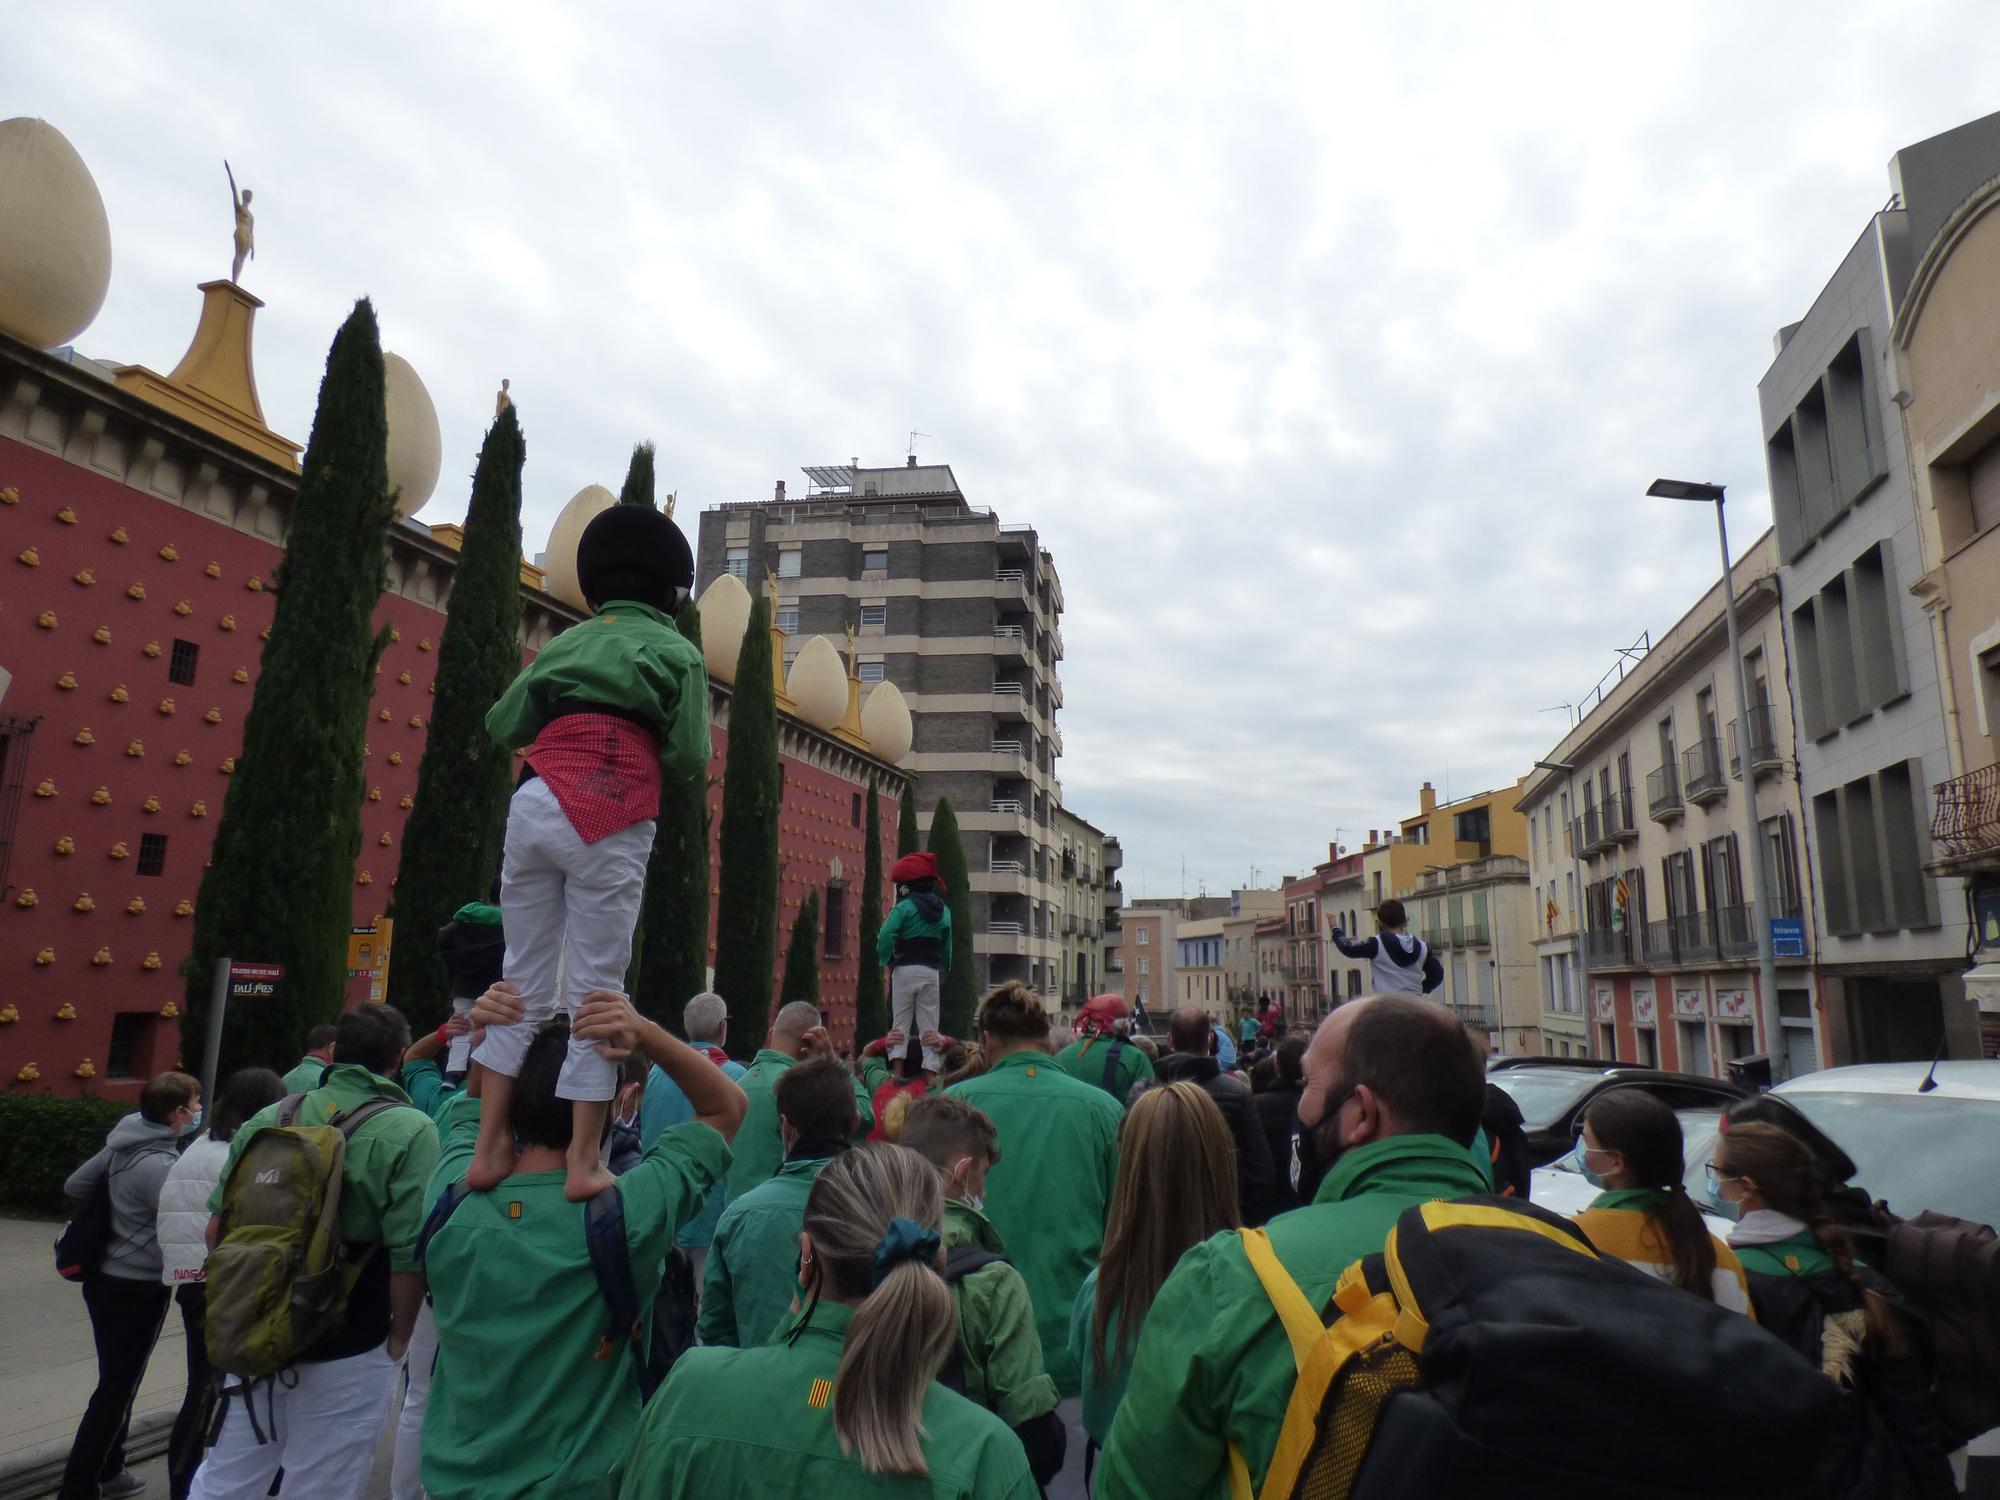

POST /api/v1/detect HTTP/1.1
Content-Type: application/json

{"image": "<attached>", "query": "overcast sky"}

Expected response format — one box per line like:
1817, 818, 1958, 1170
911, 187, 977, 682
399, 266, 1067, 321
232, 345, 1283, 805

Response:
16, 3, 2000, 900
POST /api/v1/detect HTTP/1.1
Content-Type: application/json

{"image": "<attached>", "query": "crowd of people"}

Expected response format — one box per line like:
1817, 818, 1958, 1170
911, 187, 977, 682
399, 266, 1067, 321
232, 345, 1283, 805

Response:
53, 964, 1978, 1499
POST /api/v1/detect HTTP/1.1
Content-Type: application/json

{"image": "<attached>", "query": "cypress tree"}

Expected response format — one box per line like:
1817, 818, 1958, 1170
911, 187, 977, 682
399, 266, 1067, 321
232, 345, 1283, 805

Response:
618, 441, 655, 508
184, 300, 395, 1069
385, 406, 526, 1031
853, 783, 888, 1048
897, 780, 920, 858
780, 889, 821, 1006
632, 598, 713, 1033
927, 798, 978, 1037
712, 595, 780, 1059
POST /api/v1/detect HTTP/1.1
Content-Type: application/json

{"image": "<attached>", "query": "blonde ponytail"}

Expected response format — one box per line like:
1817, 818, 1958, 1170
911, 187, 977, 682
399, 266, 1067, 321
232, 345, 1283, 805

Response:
802, 1144, 958, 1475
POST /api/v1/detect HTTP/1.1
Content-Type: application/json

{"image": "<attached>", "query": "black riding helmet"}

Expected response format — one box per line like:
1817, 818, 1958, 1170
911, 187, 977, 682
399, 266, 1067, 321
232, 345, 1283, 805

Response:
576, 504, 695, 613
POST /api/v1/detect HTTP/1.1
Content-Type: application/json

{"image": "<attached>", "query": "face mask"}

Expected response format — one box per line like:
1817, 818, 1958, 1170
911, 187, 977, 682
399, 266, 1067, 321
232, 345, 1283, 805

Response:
1712, 1193, 1742, 1222
1572, 1139, 1605, 1190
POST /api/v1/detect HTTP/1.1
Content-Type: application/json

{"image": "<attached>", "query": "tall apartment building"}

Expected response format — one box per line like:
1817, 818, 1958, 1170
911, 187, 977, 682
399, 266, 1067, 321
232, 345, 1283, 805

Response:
1755, 113, 2000, 1062
697, 460, 1069, 997
1519, 532, 1823, 1074
1893, 129, 2000, 1056
1053, 809, 1118, 1015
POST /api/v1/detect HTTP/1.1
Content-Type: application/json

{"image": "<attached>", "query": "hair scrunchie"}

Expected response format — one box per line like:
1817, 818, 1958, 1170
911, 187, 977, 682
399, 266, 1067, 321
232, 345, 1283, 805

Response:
869, 1217, 941, 1289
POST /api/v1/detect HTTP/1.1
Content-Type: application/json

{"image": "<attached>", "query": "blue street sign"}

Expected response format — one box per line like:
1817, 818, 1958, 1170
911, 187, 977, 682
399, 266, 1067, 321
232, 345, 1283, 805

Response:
1769, 918, 1805, 959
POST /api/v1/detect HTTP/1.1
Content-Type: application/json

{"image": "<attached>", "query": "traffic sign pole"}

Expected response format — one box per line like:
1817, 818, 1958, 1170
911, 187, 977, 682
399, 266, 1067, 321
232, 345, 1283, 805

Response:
201, 956, 232, 1102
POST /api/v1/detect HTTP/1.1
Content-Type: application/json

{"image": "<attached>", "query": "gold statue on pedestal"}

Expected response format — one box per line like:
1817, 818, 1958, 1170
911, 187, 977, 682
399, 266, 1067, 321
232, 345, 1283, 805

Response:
225, 162, 254, 284
495, 378, 512, 418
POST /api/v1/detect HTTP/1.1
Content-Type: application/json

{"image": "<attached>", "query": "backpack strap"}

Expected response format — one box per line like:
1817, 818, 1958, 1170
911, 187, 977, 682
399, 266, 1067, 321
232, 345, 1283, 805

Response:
1099, 1036, 1128, 1094
942, 1245, 1007, 1282
415, 1181, 473, 1271
274, 1093, 308, 1128
329, 1097, 401, 1139
583, 1185, 656, 1400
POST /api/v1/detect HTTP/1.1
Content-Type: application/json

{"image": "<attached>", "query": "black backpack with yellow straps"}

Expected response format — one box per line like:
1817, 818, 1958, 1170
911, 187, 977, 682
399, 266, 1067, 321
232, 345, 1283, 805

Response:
1226, 1195, 1844, 1500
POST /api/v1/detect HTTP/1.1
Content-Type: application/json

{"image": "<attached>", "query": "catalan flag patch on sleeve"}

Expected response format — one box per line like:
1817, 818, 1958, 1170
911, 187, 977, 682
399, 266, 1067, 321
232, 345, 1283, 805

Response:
808, 1377, 833, 1410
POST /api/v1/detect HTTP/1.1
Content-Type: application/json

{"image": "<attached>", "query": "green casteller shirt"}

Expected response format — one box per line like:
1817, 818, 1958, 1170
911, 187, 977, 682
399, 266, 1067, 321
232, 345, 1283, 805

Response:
942, 1199, 1060, 1427
1096, 1134, 1492, 1500
876, 895, 953, 972
484, 599, 710, 787
1068, 1265, 1131, 1447
699, 1154, 833, 1350
420, 1093, 731, 1500
207, 1064, 440, 1274
611, 1300, 1038, 1500
398, 1059, 458, 1123
722, 1050, 875, 1202
280, 1055, 328, 1094
1053, 1035, 1154, 1101
1732, 1228, 1836, 1278
946, 1049, 1122, 1397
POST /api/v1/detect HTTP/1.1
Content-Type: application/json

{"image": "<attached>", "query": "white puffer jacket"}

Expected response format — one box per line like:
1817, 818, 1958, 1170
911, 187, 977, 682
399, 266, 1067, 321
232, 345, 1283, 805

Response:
156, 1134, 230, 1285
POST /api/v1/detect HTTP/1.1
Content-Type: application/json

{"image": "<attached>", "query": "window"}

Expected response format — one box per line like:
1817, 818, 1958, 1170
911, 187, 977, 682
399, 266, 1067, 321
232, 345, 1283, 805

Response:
1851, 541, 1906, 710
1791, 600, 1827, 739
169, 639, 200, 686
1136, 928, 1149, 945
1813, 789, 1853, 936
725, 545, 749, 579
858, 661, 885, 682
106, 1013, 151, 1079
1817, 573, 1861, 725
850, 792, 862, 826
775, 608, 799, 634
777, 548, 802, 579
862, 546, 889, 574
1877, 760, 1932, 930
1138, 956, 1149, 976
1971, 435, 2000, 537
1635, 1027, 1658, 1067
137, 833, 169, 877
1453, 807, 1490, 846
859, 605, 887, 630
823, 885, 846, 957
1824, 331, 1880, 508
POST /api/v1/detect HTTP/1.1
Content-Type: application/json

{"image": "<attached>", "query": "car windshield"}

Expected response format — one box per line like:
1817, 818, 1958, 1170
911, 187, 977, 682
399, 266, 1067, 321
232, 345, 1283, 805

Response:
1545, 1108, 1722, 1176
1488, 1069, 1601, 1131
1686, 1091, 2000, 1228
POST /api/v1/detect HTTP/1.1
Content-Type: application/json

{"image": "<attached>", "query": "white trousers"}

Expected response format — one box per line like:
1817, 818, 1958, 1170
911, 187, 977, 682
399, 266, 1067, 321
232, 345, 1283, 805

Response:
388, 1302, 438, 1500
471, 778, 654, 1102
891, 965, 943, 1072
188, 1344, 398, 1500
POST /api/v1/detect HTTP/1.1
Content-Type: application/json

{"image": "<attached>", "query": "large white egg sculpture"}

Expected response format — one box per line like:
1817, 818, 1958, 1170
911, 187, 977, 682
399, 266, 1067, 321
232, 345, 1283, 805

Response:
540, 484, 617, 611
696, 573, 752, 682
787, 636, 849, 730
382, 352, 442, 517
861, 680, 913, 764
0, 118, 112, 350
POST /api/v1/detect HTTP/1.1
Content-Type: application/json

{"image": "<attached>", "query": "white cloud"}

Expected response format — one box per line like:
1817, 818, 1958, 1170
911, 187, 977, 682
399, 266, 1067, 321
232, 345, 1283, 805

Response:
13, 0, 2000, 895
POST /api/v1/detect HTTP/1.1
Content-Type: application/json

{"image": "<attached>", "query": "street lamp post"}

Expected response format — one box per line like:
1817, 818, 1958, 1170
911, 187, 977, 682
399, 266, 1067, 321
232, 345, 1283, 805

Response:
1534, 759, 1590, 1051
1647, 479, 1786, 1083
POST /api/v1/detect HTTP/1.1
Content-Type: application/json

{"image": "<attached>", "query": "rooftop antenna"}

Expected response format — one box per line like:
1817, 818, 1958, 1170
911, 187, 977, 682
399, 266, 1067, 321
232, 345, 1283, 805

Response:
907, 429, 929, 459
1540, 703, 1577, 727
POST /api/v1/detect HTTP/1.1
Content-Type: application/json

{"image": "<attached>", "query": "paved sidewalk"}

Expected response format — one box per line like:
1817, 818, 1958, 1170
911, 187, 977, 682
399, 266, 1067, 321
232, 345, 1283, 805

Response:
0, 1215, 189, 1478
0, 1215, 394, 1499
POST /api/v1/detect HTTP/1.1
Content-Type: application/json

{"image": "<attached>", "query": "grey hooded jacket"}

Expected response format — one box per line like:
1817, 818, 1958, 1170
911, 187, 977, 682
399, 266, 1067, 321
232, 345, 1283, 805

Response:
64, 1112, 183, 1281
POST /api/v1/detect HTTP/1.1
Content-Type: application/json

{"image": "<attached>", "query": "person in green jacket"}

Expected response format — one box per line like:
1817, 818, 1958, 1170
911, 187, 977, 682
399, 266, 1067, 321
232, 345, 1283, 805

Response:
612, 1144, 1037, 1500
469, 502, 709, 1202
279, 1023, 336, 1094
700, 1057, 858, 1349
1054, 994, 1154, 1101
421, 990, 745, 1500
725, 1001, 876, 1201
946, 982, 1122, 1398
900, 1095, 1066, 1486
877, 851, 954, 1078
1096, 994, 1490, 1500
1070, 1080, 1242, 1460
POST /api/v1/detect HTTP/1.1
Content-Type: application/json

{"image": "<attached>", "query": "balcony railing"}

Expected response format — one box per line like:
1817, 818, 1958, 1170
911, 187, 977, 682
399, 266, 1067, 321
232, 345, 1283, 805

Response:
1604, 789, 1638, 844
1727, 703, 1783, 780
1931, 762, 2000, 864
1438, 921, 1492, 948
989, 798, 1024, 816
1647, 763, 1683, 822
1583, 926, 1633, 967
1672, 909, 1719, 963
994, 568, 1026, 586
988, 859, 1025, 876
1640, 918, 1678, 966
1715, 903, 1760, 960
1450, 1003, 1500, 1031
991, 739, 1024, 759
1682, 738, 1727, 806
989, 920, 1026, 936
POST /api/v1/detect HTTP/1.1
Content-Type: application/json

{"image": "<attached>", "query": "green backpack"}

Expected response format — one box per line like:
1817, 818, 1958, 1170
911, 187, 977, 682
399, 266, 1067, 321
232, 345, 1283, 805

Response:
205, 1094, 399, 1377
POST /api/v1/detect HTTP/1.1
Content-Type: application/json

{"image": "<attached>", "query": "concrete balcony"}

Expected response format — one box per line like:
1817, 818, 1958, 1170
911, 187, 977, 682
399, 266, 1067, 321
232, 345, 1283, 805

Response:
1605, 790, 1638, 846
1647, 763, 1683, 824
1682, 738, 1727, 807
972, 862, 1029, 897
959, 799, 1031, 839
993, 569, 1030, 608
988, 739, 1031, 776
1928, 762, 2000, 874
992, 626, 1030, 662
1104, 881, 1123, 910
1727, 704, 1784, 782
991, 682, 1030, 720
1104, 839, 1123, 875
